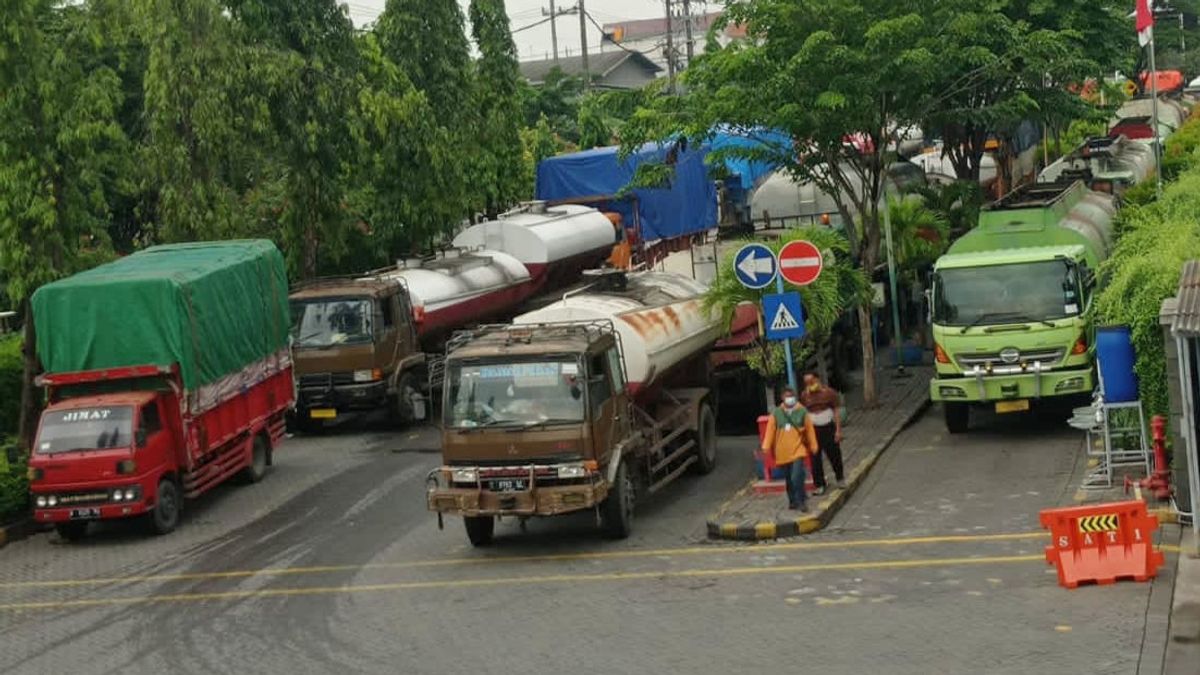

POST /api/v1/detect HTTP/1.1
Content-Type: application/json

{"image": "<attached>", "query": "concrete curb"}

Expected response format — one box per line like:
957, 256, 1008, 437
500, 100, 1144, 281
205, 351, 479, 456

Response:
0, 515, 38, 550
706, 397, 931, 541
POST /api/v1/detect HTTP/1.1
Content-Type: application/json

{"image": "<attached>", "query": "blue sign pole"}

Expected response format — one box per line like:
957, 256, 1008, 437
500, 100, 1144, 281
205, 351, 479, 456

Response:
776, 274, 798, 392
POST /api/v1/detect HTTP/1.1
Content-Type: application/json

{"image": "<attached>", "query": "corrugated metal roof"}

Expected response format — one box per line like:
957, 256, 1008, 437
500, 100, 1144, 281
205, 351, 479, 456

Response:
1172, 260, 1200, 336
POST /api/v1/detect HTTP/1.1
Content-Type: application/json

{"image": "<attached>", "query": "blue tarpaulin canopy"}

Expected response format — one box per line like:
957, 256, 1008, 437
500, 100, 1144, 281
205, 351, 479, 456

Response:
708, 126, 792, 191
535, 141, 718, 242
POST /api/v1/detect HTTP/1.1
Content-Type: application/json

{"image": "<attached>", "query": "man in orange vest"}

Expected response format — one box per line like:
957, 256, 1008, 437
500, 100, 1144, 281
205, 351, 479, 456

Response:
761, 387, 818, 512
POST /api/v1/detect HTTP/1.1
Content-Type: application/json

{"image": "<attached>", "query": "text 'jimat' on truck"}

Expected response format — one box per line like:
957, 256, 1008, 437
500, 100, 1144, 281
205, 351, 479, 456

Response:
426, 270, 722, 546
27, 240, 295, 540
928, 181, 1114, 433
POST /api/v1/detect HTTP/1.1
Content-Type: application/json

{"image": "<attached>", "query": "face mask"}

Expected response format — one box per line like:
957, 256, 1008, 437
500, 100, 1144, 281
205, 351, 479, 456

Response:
783, 396, 797, 407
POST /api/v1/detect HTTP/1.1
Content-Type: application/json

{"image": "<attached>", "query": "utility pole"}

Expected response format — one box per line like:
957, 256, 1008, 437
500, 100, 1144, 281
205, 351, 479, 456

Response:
542, 1, 560, 63
579, 0, 589, 89
664, 0, 676, 93
682, 0, 694, 64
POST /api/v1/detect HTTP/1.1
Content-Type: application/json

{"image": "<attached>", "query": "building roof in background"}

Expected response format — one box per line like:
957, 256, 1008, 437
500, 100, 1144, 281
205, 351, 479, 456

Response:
602, 12, 736, 41
519, 51, 662, 85
1169, 260, 1200, 336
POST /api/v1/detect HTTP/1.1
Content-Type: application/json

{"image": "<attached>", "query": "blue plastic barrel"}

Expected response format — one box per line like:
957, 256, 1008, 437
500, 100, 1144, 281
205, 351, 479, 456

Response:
1096, 325, 1139, 403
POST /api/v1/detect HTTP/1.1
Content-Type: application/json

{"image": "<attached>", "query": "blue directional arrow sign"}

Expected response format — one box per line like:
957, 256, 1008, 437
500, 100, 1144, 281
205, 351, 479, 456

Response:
762, 292, 806, 341
733, 243, 777, 289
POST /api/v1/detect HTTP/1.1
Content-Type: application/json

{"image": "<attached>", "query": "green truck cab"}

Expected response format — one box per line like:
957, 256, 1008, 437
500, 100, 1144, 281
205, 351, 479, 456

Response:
928, 181, 1116, 433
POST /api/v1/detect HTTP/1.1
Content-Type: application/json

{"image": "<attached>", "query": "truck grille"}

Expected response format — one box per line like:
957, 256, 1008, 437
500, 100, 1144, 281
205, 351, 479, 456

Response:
298, 372, 357, 388
956, 348, 1065, 369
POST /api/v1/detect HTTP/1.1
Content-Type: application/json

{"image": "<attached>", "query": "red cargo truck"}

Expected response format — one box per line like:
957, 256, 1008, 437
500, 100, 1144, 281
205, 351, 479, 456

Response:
26, 240, 295, 540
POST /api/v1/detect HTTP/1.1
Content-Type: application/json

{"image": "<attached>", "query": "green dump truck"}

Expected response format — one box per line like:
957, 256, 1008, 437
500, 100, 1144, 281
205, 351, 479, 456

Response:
928, 181, 1116, 433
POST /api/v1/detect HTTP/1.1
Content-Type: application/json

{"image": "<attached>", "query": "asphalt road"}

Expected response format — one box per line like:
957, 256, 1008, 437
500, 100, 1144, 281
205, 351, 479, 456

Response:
0, 405, 1178, 674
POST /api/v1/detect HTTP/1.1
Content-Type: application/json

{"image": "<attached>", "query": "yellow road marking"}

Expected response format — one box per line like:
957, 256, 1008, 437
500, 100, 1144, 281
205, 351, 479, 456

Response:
0, 531, 1052, 590
0, 554, 1046, 613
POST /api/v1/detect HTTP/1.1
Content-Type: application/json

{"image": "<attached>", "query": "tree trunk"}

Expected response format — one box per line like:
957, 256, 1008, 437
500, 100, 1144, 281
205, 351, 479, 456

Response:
17, 301, 40, 454
857, 304, 877, 408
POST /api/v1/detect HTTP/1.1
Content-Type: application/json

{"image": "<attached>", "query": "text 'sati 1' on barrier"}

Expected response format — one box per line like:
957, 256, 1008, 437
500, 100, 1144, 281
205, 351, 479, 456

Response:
1039, 501, 1165, 589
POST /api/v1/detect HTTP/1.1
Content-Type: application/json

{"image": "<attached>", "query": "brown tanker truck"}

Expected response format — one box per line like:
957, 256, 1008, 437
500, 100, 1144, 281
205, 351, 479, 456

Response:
425, 270, 723, 545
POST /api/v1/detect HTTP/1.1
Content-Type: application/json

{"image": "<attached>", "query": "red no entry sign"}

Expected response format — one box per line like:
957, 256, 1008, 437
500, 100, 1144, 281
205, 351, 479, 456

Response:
778, 240, 823, 286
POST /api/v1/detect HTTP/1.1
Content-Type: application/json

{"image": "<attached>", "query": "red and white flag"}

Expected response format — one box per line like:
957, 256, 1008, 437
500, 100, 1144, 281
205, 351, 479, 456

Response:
1136, 0, 1155, 47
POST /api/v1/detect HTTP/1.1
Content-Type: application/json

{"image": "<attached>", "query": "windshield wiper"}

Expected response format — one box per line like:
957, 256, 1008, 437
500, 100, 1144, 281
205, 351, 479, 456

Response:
961, 312, 1054, 333
509, 418, 580, 432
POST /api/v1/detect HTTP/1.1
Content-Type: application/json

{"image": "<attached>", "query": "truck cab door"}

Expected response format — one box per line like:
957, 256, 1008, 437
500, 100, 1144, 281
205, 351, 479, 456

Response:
137, 399, 175, 469
394, 289, 419, 355
587, 352, 618, 465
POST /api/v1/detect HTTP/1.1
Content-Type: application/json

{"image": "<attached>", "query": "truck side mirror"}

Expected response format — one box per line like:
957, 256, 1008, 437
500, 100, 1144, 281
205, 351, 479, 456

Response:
923, 288, 933, 323
135, 428, 148, 449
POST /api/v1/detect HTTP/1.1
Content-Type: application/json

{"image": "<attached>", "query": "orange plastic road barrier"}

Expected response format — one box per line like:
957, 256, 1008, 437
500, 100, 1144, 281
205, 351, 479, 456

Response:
1039, 501, 1165, 589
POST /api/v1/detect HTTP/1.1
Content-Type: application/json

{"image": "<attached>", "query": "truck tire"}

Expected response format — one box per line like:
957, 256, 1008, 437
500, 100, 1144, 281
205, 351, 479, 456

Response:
238, 435, 269, 484
463, 516, 495, 547
944, 403, 969, 434
149, 478, 181, 535
55, 522, 88, 542
689, 402, 718, 475
394, 372, 419, 427
601, 461, 634, 539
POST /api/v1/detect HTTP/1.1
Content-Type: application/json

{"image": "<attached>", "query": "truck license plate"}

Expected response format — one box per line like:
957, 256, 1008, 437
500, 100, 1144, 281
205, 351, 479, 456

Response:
309, 408, 337, 420
488, 479, 528, 492
995, 399, 1030, 414
69, 508, 101, 520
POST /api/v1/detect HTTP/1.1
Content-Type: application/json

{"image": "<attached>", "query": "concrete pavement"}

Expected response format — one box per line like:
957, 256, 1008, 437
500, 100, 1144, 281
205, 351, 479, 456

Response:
0, 404, 1184, 674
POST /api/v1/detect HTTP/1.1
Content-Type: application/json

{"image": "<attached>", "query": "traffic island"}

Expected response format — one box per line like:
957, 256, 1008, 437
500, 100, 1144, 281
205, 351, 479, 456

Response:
707, 367, 931, 541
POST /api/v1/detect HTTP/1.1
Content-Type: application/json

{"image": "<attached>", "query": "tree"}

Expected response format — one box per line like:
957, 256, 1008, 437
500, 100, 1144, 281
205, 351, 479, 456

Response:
224, 0, 359, 279
469, 0, 527, 216
518, 67, 584, 141
919, 0, 1132, 184
623, 0, 939, 405
136, 0, 266, 244
376, 0, 474, 236
0, 1, 130, 450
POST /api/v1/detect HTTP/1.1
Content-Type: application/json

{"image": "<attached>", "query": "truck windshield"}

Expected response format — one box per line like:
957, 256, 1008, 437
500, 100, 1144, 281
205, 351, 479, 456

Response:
290, 298, 374, 348
446, 360, 585, 429
934, 260, 1079, 327
36, 406, 134, 454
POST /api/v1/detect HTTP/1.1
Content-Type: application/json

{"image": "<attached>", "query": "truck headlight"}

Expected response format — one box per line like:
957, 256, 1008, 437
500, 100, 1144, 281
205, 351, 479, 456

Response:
557, 464, 587, 479
354, 369, 380, 383
35, 495, 47, 508
451, 468, 478, 483
46, 495, 58, 507
124, 488, 139, 501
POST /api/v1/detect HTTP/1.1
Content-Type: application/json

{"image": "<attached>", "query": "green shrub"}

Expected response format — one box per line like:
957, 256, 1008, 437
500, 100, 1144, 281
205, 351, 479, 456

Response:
0, 442, 28, 521
1098, 168, 1200, 416
0, 336, 21, 438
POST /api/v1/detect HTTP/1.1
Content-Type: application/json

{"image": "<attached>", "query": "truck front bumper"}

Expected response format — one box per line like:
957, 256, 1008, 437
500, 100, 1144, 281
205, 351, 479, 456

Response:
32, 499, 149, 524
426, 468, 609, 517
297, 381, 389, 414
930, 366, 1093, 403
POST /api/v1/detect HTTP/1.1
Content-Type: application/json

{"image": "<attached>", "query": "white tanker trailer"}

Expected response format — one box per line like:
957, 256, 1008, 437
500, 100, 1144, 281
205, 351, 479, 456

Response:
426, 270, 723, 545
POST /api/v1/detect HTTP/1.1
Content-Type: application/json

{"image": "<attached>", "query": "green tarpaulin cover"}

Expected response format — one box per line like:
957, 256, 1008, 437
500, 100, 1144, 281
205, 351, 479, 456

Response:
32, 240, 290, 390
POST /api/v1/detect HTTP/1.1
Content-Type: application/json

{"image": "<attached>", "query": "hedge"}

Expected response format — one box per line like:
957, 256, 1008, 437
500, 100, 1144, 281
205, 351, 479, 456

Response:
0, 445, 27, 522
1097, 167, 1200, 417
0, 335, 20, 439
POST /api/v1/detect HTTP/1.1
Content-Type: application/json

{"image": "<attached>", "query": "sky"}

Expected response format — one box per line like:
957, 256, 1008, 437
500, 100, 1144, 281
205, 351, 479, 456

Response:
343, 1, 705, 61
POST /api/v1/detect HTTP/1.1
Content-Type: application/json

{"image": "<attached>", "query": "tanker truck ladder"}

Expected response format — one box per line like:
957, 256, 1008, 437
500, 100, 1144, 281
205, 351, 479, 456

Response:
634, 389, 706, 495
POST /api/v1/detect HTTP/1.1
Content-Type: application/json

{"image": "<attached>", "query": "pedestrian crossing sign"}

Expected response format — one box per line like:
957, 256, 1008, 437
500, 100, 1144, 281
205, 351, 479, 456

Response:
762, 292, 806, 341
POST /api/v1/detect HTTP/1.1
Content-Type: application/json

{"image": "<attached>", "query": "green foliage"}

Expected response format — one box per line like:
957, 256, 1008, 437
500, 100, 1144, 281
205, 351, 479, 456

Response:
0, 447, 28, 522
469, 0, 527, 214
885, 197, 950, 279
912, 180, 984, 237
0, 336, 21, 438
702, 227, 870, 379
1097, 167, 1200, 417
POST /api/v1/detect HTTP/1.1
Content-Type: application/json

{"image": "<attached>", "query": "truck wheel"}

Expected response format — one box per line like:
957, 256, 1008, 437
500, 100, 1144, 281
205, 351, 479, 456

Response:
149, 478, 181, 535
944, 403, 969, 434
601, 461, 634, 539
55, 522, 88, 542
463, 516, 495, 547
238, 435, 269, 484
394, 372, 419, 427
689, 402, 718, 475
